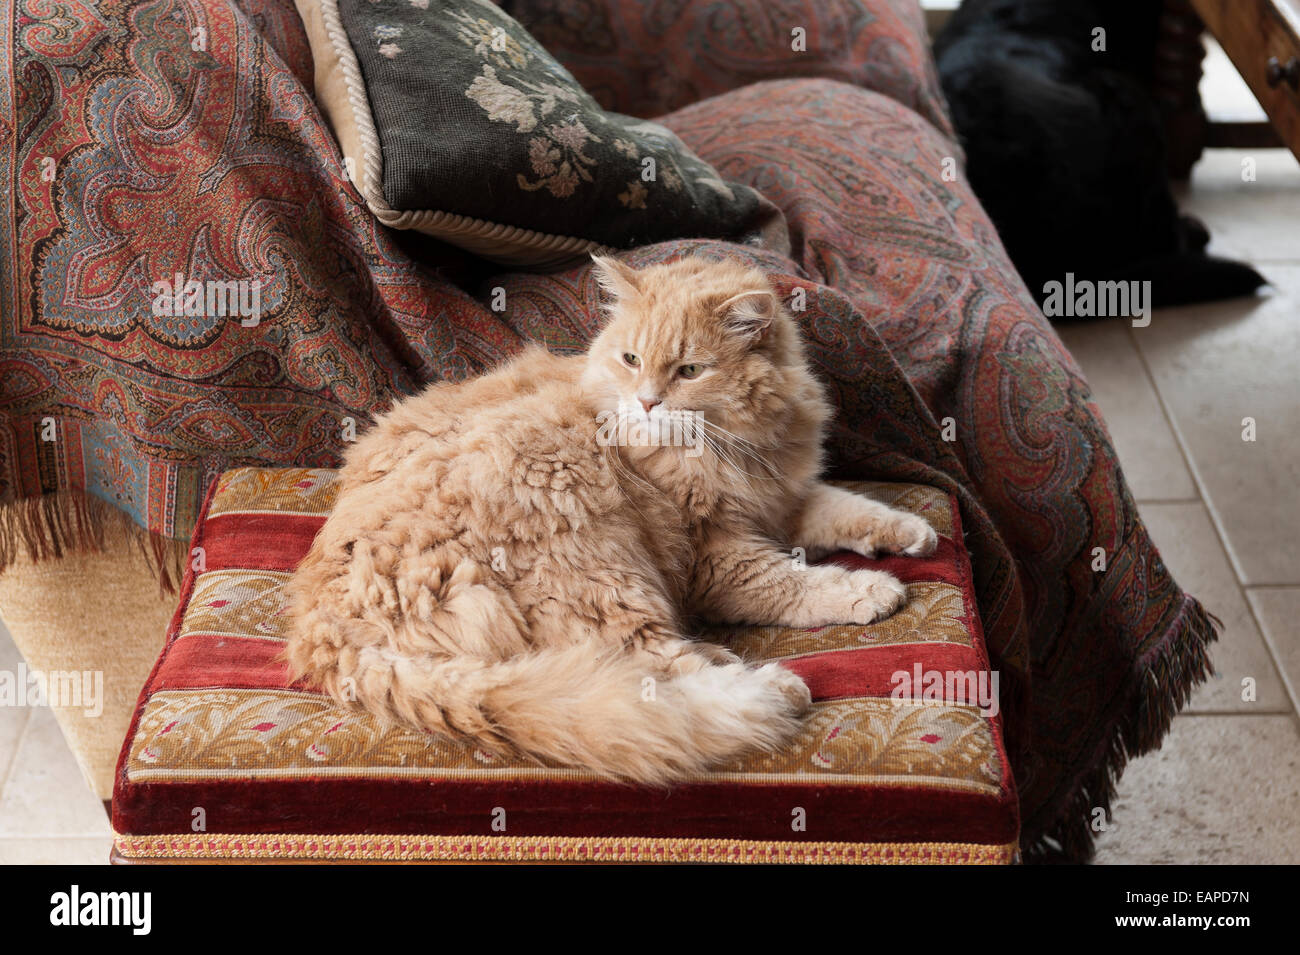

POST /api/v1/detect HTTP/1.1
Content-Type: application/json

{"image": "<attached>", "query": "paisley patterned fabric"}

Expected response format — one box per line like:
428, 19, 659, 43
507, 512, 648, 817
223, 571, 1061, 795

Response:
112, 467, 1018, 863
500, 0, 956, 140
2, 0, 1214, 861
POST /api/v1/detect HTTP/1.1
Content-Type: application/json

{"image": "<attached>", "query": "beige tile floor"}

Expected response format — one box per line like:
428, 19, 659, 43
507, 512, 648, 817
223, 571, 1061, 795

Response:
1076, 143, 1300, 863
1, 40, 1297, 866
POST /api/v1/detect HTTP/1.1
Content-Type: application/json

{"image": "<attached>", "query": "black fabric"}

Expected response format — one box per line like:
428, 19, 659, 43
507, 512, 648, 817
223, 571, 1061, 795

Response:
340, 0, 774, 248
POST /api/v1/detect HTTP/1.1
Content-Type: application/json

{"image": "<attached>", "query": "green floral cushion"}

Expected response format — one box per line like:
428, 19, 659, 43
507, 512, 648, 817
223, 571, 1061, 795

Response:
300, 0, 787, 267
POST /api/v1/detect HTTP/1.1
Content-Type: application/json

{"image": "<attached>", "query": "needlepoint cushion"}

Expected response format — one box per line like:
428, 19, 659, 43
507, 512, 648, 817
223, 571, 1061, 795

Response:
292, 0, 787, 267
112, 467, 1019, 864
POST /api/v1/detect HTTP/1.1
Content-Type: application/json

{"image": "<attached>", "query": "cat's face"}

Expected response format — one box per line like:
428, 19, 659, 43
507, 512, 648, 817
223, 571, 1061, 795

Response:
579, 257, 795, 437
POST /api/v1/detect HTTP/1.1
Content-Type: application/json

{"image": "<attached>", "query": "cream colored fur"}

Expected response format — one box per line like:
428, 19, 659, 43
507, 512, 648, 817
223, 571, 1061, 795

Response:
285, 256, 937, 784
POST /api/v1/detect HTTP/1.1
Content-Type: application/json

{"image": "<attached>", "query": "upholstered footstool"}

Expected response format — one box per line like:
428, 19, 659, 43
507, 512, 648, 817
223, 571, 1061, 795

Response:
111, 467, 1019, 864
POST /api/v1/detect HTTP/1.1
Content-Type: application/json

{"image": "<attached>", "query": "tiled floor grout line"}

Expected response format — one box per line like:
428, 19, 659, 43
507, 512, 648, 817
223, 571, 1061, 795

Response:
1242, 588, 1300, 717
1124, 323, 1246, 578
1125, 323, 1300, 719
0, 706, 33, 805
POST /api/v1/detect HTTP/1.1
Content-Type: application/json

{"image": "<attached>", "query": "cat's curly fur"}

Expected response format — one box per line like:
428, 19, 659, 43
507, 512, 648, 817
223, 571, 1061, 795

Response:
285, 256, 936, 783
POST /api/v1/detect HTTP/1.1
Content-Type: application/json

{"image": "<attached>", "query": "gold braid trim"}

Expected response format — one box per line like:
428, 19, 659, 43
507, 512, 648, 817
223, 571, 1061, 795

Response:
114, 832, 1018, 864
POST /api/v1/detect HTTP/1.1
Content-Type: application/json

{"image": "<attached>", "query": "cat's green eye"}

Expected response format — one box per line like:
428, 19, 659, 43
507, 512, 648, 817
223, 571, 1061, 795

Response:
678, 363, 703, 379
623, 352, 640, 367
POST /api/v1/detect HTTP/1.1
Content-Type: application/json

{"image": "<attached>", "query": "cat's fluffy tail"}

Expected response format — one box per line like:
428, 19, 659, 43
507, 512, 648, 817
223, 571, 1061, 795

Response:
288, 612, 810, 785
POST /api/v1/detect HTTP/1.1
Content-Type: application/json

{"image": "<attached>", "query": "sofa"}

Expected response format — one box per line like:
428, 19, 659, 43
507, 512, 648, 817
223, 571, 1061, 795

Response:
0, 0, 1215, 861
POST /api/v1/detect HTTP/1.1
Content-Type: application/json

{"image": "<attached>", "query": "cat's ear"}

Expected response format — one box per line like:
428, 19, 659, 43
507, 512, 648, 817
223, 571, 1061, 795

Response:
716, 289, 777, 343
590, 254, 641, 301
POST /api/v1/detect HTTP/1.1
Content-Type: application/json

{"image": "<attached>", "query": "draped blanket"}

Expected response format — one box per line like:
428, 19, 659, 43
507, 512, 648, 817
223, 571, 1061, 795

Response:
0, 0, 1215, 861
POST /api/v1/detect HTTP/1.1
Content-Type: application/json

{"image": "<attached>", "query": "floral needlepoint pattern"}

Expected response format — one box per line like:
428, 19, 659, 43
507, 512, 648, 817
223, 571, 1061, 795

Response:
518, 121, 600, 197
618, 181, 647, 209
466, 66, 548, 133
113, 467, 1017, 860
321, 0, 779, 259
128, 690, 1003, 792
124, 470, 1009, 799
209, 468, 340, 517
374, 25, 404, 59
445, 10, 703, 212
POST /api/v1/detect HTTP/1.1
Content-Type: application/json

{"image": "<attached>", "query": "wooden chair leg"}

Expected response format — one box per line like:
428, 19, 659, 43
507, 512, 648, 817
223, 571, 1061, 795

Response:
1154, 0, 1210, 179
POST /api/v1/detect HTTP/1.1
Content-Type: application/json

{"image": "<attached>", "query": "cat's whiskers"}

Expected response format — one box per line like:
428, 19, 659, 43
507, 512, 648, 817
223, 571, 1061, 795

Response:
699, 419, 780, 462
696, 429, 762, 498
696, 419, 781, 480
597, 405, 761, 501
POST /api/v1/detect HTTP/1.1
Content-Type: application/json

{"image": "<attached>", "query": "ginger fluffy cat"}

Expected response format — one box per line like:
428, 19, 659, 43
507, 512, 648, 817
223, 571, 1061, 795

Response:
285, 256, 937, 784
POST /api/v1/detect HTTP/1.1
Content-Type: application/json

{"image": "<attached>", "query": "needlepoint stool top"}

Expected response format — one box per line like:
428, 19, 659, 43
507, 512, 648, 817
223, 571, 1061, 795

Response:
112, 467, 1018, 864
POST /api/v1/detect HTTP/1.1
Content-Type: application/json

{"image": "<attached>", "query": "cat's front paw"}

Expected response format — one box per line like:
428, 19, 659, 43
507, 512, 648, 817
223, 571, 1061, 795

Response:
851, 570, 907, 622
822, 569, 907, 624
865, 512, 938, 558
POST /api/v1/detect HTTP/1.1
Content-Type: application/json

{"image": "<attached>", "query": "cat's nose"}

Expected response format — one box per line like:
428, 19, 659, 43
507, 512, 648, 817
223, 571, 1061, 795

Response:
639, 396, 661, 414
